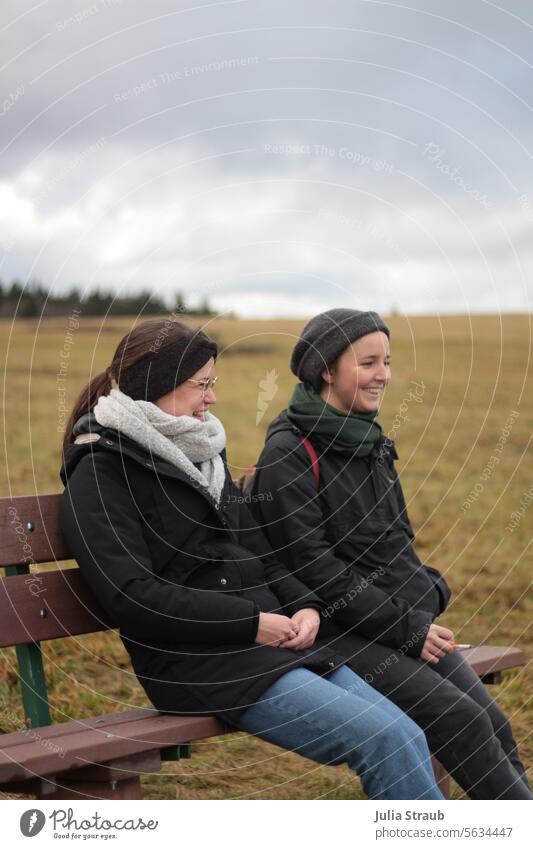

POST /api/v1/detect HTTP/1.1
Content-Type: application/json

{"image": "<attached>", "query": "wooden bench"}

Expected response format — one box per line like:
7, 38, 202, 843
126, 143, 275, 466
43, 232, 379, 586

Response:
0, 494, 526, 800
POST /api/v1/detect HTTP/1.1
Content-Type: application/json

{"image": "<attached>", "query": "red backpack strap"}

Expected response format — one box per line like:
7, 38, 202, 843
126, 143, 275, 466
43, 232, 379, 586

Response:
236, 463, 256, 495
299, 435, 320, 489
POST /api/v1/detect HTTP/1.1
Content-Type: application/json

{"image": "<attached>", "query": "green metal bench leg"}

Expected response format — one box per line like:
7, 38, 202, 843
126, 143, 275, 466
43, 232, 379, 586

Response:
5, 565, 52, 728
160, 744, 192, 760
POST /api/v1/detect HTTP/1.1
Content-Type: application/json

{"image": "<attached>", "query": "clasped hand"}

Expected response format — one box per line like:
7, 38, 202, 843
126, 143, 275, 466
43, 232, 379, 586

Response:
420, 623, 455, 664
255, 608, 321, 651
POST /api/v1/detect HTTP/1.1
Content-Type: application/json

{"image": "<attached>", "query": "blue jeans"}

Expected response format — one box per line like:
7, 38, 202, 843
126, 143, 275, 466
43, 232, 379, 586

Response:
237, 665, 443, 800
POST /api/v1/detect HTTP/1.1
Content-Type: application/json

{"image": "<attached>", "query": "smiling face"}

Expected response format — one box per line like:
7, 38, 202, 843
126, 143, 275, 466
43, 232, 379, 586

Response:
319, 331, 391, 414
153, 357, 216, 420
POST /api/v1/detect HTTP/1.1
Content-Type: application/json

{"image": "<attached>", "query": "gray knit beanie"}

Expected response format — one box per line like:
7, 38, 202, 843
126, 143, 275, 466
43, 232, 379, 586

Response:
291, 308, 390, 391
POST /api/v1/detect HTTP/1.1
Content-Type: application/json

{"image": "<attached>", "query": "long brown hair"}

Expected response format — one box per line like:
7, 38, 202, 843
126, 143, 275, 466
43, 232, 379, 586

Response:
62, 317, 201, 451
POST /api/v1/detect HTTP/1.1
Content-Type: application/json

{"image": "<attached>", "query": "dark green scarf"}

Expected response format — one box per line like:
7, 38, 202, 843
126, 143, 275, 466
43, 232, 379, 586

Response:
286, 382, 382, 457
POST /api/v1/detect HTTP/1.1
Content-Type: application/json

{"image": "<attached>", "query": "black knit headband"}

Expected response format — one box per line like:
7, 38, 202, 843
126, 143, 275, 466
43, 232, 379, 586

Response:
115, 328, 218, 402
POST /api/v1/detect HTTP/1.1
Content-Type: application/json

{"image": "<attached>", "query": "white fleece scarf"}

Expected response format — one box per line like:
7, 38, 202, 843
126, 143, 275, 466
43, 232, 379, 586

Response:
93, 388, 227, 505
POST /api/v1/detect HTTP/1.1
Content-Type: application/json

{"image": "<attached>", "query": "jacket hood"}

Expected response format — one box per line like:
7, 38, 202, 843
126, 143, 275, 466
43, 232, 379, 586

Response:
264, 409, 296, 442
60, 410, 178, 486
59, 412, 107, 487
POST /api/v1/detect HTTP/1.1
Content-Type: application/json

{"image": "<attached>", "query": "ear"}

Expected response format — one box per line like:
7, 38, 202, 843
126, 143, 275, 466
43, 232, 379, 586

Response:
321, 366, 334, 385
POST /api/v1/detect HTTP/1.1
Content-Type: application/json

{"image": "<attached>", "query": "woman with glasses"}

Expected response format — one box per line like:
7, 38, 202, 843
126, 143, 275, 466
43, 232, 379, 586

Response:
59, 317, 443, 800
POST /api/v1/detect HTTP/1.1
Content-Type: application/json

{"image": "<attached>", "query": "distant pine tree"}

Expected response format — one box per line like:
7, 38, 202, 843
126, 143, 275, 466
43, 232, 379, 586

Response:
196, 296, 214, 316
0, 280, 177, 318
174, 291, 188, 315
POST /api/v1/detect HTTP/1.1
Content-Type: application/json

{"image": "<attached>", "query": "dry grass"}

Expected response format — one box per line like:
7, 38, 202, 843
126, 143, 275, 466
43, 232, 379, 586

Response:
0, 313, 531, 799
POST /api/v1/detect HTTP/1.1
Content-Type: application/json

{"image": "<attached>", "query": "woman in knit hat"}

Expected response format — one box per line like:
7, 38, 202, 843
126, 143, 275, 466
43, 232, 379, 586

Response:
249, 308, 532, 800
59, 317, 443, 800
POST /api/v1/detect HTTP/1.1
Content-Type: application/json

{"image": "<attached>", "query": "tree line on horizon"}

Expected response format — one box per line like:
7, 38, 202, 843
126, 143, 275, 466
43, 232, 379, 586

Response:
0, 280, 215, 318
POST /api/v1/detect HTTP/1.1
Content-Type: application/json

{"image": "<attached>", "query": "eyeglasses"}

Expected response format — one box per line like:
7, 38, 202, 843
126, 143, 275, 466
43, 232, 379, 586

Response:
186, 375, 218, 392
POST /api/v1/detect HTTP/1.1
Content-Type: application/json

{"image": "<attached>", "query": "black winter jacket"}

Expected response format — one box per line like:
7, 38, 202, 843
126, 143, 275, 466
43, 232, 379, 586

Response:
249, 411, 452, 658
59, 413, 350, 724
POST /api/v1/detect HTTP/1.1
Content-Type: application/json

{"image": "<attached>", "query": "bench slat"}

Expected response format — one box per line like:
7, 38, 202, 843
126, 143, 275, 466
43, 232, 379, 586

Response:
0, 568, 114, 647
0, 494, 70, 567
458, 646, 525, 676
2, 708, 158, 745
0, 751, 163, 795
0, 712, 228, 783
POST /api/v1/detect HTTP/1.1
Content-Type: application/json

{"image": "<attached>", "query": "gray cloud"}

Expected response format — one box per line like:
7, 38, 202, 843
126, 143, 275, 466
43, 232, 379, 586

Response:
1, 0, 532, 315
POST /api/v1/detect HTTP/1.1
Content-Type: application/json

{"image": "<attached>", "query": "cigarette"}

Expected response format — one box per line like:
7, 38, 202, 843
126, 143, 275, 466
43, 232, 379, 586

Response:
453, 643, 475, 649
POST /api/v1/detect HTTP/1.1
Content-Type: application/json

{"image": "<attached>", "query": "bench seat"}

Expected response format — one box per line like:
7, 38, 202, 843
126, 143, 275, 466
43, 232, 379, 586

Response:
0, 646, 524, 799
0, 710, 228, 798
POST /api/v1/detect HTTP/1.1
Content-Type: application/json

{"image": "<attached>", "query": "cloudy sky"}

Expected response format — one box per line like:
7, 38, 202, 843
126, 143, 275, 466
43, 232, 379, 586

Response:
1, 0, 532, 316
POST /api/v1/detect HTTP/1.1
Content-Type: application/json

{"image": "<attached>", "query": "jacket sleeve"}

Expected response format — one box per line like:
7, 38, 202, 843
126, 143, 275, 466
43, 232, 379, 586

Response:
232, 482, 327, 618
60, 453, 259, 644
249, 439, 434, 657
392, 468, 452, 615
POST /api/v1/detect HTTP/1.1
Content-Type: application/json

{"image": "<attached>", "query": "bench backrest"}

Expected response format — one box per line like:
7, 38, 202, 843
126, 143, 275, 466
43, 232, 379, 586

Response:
0, 493, 114, 648
0, 493, 117, 728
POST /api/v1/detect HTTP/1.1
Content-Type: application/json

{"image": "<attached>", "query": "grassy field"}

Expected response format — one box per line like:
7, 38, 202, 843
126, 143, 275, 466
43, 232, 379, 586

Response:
0, 313, 531, 799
